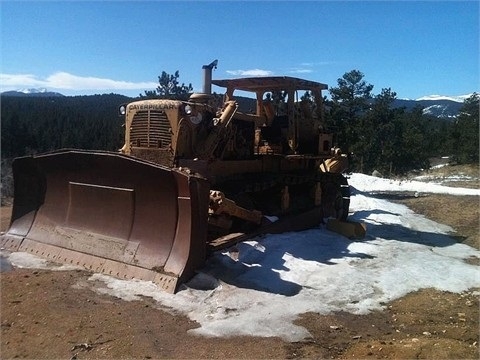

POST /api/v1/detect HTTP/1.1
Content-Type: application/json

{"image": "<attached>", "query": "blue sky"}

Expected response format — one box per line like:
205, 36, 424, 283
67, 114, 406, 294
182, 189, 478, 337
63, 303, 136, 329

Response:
1, 1, 478, 99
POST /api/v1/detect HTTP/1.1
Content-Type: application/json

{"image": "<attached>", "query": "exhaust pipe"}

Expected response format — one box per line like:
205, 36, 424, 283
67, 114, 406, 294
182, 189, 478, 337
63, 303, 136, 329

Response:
202, 59, 218, 95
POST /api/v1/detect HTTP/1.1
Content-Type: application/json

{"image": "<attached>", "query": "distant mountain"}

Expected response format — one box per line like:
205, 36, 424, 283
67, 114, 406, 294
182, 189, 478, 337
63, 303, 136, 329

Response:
392, 97, 466, 120
415, 94, 472, 102
2, 88, 65, 97
18, 88, 49, 94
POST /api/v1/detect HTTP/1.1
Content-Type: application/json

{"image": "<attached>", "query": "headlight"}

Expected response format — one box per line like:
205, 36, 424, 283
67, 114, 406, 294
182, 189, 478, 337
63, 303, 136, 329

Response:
190, 113, 203, 125
184, 104, 192, 115
119, 105, 126, 116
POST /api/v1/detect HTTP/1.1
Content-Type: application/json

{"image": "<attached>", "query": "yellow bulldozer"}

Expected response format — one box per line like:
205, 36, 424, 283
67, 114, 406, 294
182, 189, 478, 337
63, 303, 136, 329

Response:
1, 60, 365, 293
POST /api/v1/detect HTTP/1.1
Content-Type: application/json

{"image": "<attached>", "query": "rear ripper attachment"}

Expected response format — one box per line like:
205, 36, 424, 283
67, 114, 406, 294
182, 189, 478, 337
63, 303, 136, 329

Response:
1, 150, 210, 293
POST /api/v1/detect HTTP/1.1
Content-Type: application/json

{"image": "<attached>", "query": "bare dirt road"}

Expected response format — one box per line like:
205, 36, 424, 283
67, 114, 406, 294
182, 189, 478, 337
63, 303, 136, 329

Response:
1, 165, 478, 359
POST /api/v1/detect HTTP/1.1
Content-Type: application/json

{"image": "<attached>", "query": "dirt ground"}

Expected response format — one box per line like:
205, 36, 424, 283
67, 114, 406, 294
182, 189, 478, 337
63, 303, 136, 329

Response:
1, 165, 479, 359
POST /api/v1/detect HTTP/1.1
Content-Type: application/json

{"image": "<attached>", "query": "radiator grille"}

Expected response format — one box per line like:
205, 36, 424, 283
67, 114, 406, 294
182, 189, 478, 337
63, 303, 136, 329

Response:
130, 110, 171, 148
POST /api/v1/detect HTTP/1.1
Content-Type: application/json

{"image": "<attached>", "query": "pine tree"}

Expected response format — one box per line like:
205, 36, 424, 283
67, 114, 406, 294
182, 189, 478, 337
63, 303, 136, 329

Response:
328, 70, 374, 150
451, 93, 479, 164
141, 71, 193, 99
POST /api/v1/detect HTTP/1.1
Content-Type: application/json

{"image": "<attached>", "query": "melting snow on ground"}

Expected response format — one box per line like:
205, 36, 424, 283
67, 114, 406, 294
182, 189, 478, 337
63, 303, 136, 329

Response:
2, 173, 479, 341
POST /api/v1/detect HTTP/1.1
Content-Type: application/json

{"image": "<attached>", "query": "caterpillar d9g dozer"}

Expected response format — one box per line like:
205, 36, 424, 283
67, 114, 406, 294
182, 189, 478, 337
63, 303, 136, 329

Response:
1, 60, 365, 293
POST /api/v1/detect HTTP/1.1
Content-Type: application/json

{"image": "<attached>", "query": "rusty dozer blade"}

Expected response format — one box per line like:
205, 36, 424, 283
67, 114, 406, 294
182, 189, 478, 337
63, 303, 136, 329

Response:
1, 149, 210, 293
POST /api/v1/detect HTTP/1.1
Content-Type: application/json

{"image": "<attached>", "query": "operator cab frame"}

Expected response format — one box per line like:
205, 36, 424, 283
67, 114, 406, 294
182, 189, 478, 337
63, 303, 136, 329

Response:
212, 76, 331, 156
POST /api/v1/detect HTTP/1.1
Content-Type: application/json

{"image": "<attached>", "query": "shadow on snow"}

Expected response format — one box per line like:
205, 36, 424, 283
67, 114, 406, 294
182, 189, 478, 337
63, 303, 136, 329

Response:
191, 189, 466, 296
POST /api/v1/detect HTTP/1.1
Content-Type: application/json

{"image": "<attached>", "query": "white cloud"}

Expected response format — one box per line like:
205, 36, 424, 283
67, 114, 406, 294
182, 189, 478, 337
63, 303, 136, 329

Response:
0, 72, 158, 92
226, 69, 273, 77
288, 61, 332, 75
306, 61, 332, 66
288, 68, 314, 74
0, 73, 42, 87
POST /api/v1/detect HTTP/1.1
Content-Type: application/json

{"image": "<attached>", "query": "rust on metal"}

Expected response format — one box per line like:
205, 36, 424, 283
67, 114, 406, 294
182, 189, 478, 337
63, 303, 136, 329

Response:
2, 150, 209, 293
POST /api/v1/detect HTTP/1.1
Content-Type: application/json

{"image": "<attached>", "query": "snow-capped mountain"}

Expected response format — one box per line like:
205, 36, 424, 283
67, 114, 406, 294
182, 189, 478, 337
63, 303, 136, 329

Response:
415, 94, 474, 103
17, 88, 49, 94
393, 93, 475, 120
1, 88, 64, 97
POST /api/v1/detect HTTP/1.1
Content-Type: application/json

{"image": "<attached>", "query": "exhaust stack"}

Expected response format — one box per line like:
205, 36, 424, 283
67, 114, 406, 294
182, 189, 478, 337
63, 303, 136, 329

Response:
202, 59, 218, 95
